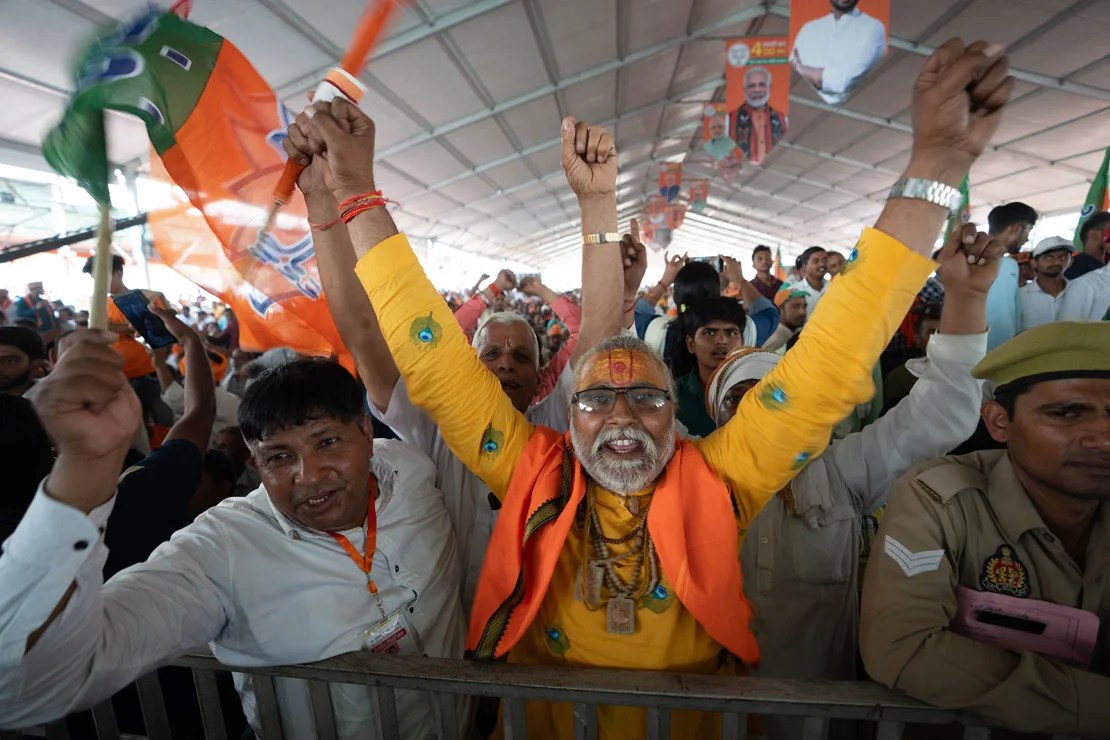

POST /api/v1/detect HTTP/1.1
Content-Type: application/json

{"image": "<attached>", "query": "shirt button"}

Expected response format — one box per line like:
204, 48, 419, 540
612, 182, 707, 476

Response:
394, 565, 400, 573
1043, 532, 1056, 543
761, 537, 769, 544
74, 540, 89, 551
409, 607, 414, 614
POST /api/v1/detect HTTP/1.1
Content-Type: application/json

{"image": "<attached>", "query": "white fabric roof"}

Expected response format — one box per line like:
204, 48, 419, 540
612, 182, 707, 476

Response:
1, 0, 1108, 278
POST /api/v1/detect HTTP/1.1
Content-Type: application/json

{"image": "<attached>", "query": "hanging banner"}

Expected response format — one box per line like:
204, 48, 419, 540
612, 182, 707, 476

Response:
725, 37, 790, 166
702, 103, 740, 163
646, 194, 668, 230
666, 203, 687, 230
790, 0, 889, 107
658, 162, 682, 202
687, 180, 709, 214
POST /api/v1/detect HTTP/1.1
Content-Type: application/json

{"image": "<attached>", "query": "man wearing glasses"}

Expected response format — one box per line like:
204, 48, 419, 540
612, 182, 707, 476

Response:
284, 35, 1014, 738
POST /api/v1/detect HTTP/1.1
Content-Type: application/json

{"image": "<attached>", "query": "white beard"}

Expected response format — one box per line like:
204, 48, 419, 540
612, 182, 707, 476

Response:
571, 422, 677, 494
746, 92, 769, 109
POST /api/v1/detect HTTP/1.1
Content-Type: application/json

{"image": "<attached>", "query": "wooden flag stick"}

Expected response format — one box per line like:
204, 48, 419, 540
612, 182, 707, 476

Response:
87, 201, 113, 331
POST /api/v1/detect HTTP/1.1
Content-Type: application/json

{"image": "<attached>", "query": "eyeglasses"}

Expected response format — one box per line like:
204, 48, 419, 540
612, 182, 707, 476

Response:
572, 386, 672, 415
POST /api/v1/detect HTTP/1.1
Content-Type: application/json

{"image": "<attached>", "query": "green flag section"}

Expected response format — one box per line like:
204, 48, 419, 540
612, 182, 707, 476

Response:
43, 11, 222, 204
1074, 147, 1110, 248
945, 175, 971, 241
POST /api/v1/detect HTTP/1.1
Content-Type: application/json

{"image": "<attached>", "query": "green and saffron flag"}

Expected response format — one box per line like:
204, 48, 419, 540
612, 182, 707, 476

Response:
42, 9, 348, 362
1074, 147, 1110, 248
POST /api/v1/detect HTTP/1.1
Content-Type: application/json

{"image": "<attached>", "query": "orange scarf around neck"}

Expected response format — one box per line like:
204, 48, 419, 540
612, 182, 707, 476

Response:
467, 426, 759, 665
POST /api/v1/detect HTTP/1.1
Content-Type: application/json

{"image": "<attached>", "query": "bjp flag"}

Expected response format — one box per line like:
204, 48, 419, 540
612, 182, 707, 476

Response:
43, 9, 348, 360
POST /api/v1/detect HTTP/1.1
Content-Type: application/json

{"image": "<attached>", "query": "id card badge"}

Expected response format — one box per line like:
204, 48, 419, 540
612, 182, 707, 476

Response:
362, 609, 423, 656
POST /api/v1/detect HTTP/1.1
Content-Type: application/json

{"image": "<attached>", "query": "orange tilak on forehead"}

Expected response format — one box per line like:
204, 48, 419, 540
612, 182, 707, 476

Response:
578, 349, 668, 390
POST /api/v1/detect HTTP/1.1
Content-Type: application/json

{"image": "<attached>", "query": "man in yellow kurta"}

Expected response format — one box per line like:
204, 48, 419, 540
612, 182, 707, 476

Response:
284, 37, 1014, 739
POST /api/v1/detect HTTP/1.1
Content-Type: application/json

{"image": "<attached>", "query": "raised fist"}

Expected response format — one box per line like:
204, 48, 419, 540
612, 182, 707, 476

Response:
561, 117, 617, 198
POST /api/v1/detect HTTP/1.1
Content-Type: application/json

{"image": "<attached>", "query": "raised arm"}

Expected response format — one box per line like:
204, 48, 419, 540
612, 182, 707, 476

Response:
1, 339, 226, 722
696, 39, 1014, 526
566, 119, 629, 367
287, 100, 532, 497
455, 269, 517, 337
817, 223, 993, 514
300, 160, 400, 413
150, 307, 217, 450
520, 276, 582, 400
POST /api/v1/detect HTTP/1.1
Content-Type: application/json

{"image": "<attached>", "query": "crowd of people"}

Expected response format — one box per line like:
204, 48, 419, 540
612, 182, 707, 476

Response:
0, 37, 1108, 740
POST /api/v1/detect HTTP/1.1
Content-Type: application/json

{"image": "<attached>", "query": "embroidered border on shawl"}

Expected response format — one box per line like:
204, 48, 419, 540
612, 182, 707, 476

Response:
469, 443, 575, 660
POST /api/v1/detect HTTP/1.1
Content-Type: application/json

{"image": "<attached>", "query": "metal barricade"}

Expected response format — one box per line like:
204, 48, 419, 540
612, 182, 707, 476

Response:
8, 649, 1081, 740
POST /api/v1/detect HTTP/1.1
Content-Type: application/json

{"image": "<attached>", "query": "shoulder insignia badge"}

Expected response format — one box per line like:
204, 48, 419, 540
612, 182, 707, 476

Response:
980, 544, 1030, 597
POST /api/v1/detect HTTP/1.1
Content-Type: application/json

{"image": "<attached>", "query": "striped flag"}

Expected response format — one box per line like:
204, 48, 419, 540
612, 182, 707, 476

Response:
773, 245, 786, 281
1074, 147, 1110, 249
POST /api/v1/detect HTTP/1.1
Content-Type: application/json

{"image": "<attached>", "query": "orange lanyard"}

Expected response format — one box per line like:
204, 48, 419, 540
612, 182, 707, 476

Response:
328, 477, 379, 595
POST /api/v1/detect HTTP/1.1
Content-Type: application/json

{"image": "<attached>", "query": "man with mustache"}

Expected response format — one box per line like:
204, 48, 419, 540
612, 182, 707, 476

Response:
861, 321, 1110, 736
287, 36, 1012, 738
732, 65, 787, 165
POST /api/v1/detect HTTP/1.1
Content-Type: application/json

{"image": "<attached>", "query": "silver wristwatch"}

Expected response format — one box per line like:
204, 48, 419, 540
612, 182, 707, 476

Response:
887, 177, 963, 216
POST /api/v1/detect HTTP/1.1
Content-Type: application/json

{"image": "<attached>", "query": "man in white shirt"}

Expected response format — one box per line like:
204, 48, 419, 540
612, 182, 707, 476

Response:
791, 0, 887, 106
1019, 236, 1074, 329
777, 246, 829, 317
1057, 263, 1110, 321
0, 340, 466, 739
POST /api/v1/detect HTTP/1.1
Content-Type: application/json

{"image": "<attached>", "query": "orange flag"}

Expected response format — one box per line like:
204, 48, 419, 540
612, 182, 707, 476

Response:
44, 8, 349, 361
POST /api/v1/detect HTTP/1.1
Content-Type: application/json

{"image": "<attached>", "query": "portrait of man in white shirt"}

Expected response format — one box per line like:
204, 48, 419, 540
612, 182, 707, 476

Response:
791, 0, 888, 106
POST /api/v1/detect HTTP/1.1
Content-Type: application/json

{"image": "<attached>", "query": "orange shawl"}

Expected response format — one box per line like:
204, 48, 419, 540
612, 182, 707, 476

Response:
467, 426, 759, 664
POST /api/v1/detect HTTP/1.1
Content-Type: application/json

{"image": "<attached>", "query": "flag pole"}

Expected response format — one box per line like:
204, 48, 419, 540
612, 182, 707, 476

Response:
88, 201, 113, 331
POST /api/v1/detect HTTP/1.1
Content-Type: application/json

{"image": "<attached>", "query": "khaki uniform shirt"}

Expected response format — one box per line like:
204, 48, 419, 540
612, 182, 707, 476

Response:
861, 450, 1110, 738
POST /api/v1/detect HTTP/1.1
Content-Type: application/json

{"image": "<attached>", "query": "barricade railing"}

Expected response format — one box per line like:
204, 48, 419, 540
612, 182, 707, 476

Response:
6, 649, 1079, 740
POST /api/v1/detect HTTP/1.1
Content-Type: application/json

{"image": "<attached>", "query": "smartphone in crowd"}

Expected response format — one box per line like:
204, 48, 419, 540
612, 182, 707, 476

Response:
688, 255, 724, 272
111, 289, 177, 349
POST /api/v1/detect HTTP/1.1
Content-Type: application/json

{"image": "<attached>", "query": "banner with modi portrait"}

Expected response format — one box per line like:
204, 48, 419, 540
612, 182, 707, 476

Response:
725, 37, 790, 166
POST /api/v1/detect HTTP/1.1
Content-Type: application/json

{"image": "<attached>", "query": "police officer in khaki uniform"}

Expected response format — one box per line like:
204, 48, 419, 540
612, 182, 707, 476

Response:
861, 321, 1110, 738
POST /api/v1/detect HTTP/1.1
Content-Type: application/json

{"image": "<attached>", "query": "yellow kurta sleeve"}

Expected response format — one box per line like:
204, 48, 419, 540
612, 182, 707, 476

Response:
693, 227, 935, 528
354, 234, 533, 499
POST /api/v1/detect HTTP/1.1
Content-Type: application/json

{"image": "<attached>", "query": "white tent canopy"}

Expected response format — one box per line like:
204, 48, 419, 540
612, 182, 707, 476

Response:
1, 0, 1107, 285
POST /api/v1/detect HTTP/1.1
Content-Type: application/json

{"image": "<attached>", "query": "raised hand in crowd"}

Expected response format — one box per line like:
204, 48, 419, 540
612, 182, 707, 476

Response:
488, 269, 517, 296
518, 275, 560, 307
877, 39, 1012, 255
620, 218, 649, 310
560, 116, 623, 362
149, 306, 217, 452
642, 251, 687, 307
32, 330, 141, 514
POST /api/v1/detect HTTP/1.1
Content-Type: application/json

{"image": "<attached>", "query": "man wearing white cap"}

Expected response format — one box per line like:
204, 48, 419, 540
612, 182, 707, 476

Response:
1020, 236, 1074, 329
703, 223, 996, 739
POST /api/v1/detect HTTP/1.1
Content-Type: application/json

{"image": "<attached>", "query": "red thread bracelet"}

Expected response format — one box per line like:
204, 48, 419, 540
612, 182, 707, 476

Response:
308, 214, 342, 231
